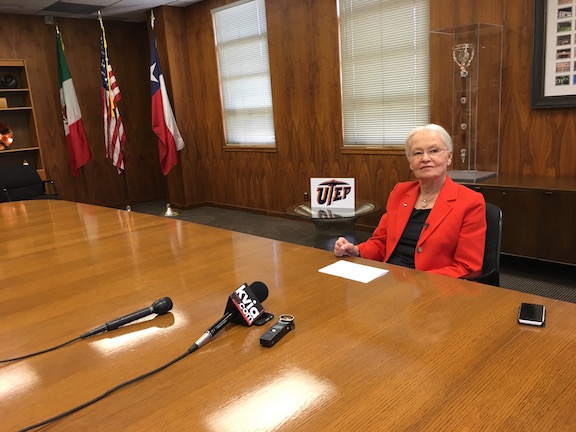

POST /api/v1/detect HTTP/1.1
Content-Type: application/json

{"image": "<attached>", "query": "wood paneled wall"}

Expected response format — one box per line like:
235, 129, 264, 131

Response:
157, 0, 413, 227
431, 0, 576, 178
155, 0, 576, 226
2, 0, 575, 227
0, 15, 166, 207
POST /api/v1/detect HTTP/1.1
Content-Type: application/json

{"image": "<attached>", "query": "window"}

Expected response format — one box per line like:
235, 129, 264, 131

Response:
212, 0, 275, 147
339, 0, 430, 147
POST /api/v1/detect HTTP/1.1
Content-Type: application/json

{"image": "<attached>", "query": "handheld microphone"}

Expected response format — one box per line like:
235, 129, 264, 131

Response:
80, 297, 173, 338
192, 282, 268, 350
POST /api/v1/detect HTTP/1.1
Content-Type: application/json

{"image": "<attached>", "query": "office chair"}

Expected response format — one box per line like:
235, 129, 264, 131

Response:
0, 164, 59, 202
461, 202, 503, 287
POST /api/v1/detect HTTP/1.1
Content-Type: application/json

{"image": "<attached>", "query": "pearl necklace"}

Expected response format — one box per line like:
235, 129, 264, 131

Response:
419, 194, 438, 208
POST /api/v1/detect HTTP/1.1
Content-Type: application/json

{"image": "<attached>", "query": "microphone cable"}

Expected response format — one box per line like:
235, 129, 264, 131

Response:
18, 344, 199, 432
1, 297, 173, 364
0, 336, 82, 364
17, 287, 265, 429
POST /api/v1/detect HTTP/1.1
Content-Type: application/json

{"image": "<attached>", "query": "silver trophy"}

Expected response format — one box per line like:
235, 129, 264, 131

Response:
452, 43, 475, 167
452, 43, 475, 78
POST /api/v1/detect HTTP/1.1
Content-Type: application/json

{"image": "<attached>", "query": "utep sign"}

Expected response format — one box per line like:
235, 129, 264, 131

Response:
310, 178, 355, 217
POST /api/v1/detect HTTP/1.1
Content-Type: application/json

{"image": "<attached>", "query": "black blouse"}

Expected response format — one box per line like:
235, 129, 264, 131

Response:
387, 208, 431, 268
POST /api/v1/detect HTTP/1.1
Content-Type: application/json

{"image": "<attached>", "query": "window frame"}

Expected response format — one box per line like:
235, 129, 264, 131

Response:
212, 0, 276, 151
337, 0, 430, 153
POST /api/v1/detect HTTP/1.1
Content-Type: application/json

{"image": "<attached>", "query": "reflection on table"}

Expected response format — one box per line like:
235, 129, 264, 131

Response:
287, 199, 380, 250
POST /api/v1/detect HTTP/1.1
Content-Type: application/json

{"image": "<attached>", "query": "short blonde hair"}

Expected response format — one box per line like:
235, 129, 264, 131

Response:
405, 124, 453, 158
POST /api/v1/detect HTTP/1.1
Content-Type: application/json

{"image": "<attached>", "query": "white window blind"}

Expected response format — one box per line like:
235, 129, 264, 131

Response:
212, 0, 275, 146
339, 0, 430, 146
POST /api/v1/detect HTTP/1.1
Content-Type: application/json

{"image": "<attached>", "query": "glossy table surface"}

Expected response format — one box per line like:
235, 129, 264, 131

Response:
2, 200, 576, 431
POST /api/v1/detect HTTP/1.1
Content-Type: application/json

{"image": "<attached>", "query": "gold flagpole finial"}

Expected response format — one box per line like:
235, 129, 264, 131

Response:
151, 10, 155, 30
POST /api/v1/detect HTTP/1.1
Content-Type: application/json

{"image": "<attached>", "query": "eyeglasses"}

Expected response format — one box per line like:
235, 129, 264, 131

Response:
409, 148, 448, 159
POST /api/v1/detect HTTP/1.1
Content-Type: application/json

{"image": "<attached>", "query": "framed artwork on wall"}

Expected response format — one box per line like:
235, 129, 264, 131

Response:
531, 0, 576, 108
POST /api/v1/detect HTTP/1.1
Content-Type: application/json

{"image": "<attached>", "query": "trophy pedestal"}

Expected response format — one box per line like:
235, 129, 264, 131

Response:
448, 170, 497, 183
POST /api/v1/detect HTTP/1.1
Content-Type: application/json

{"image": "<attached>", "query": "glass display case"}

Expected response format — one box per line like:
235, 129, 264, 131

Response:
430, 23, 503, 183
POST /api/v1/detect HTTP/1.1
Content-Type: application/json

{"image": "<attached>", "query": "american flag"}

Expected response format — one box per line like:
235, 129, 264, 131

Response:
100, 24, 126, 173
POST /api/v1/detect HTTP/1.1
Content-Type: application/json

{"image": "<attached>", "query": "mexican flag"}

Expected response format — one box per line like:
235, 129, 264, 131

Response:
57, 32, 91, 176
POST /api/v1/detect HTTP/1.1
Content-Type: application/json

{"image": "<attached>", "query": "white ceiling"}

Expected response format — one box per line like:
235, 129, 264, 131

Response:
0, 0, 203, 22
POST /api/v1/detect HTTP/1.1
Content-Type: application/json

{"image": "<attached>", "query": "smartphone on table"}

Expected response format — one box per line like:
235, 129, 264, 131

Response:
517, 302, 546, 327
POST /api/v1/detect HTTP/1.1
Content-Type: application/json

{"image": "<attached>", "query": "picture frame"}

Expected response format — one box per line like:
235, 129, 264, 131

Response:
531, 0, 576, 108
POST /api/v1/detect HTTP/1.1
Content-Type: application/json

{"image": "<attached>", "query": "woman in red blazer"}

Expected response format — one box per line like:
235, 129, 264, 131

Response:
334, 124, 486, 278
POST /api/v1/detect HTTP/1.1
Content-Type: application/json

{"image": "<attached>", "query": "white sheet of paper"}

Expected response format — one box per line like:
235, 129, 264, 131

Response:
318, 260, 388, 283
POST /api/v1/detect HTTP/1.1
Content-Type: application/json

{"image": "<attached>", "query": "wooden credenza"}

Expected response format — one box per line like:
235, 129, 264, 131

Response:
463, 175, 576, 265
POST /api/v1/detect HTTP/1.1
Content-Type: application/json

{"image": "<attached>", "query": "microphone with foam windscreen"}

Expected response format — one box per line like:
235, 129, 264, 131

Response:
191, 282, 268, 350
80, 297, 173, 338
17, 287, 266, 430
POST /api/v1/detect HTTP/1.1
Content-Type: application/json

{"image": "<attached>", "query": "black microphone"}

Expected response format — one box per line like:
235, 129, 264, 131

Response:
80, 297, 173, 338
192, 282, 268, 350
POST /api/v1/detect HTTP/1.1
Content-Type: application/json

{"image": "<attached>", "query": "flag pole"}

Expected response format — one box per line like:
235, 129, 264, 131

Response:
151, 10, 155, 30
98, 11, 115, 116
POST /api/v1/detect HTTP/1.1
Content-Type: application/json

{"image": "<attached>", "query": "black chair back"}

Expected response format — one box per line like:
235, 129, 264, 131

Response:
479, 202, 503, 286
0, 165, 57, 202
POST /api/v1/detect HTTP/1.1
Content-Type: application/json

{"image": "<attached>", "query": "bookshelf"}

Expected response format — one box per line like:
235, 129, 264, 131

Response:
0, 59, 43, 173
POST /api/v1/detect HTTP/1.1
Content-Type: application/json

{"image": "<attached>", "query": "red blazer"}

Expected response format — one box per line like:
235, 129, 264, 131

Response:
358, 177, 486, 278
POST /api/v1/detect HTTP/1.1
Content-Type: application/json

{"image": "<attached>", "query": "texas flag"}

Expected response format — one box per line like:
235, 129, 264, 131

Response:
150, 29, 184, 175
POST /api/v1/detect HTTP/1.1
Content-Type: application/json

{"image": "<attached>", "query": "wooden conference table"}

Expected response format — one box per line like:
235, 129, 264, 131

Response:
2, 200, 576, 431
